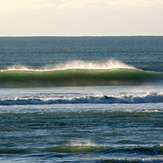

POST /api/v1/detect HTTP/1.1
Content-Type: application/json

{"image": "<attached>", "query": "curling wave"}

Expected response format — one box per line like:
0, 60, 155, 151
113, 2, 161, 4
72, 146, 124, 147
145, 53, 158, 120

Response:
0, 60, 163, 87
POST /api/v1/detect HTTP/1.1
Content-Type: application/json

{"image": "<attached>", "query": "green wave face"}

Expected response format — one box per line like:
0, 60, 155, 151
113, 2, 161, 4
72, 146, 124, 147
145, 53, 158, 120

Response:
0, 69, 163, 87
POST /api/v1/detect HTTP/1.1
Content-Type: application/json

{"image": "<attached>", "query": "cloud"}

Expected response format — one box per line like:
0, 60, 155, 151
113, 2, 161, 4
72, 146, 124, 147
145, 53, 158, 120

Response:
58, 0, 102, 9
0, 0, 55, 11
1, 0, 163, 12
117, 0, 163, 8
58, 0, 163, 9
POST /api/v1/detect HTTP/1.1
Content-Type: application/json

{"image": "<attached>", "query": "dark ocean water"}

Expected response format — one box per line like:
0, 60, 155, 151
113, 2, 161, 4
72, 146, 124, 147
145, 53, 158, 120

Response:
0, 36, 163, 72
0, 37, 163, 162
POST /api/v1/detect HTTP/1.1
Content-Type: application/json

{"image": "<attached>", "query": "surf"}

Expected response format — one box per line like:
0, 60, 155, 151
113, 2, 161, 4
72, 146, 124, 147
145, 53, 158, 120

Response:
0, 60, 163, 87
0, 92, 163, 105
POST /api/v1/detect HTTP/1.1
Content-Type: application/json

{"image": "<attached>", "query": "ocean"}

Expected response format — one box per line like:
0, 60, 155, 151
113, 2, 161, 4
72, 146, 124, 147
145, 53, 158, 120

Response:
0, 36, 163, 163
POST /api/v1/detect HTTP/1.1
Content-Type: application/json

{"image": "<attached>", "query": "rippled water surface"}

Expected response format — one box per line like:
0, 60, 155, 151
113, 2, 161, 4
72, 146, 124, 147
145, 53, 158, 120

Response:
0, 37, 163, 162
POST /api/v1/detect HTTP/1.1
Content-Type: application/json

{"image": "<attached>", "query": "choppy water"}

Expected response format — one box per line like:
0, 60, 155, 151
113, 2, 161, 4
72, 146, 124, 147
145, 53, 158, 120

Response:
0, 37, 163, 162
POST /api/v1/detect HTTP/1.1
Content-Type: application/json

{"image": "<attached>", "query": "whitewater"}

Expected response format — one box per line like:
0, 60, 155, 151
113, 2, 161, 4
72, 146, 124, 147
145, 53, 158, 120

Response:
0, 91, 163, 105
0, 59, 136, 71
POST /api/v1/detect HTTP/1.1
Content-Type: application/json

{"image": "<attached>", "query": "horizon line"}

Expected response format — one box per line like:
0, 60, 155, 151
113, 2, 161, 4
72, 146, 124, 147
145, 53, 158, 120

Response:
0, 35, 163, 38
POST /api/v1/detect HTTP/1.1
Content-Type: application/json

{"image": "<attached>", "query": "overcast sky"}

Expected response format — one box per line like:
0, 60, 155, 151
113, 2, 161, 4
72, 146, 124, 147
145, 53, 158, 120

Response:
0, 0, 163, 36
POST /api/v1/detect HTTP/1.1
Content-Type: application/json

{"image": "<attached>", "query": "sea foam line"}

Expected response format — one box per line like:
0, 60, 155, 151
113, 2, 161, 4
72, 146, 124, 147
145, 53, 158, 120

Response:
0, 92, 163, 105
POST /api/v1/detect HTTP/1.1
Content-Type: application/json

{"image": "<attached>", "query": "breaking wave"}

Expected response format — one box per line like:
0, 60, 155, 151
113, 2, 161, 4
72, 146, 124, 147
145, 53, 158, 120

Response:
0, 92, 163, 105
46, 140, 104, 153
0, 60, 162, 87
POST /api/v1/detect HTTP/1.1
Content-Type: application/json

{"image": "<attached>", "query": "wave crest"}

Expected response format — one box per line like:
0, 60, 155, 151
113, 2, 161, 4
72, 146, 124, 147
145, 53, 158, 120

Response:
46, 140, 104, 153
51, 60, 136, 70
1, 60, 136, 72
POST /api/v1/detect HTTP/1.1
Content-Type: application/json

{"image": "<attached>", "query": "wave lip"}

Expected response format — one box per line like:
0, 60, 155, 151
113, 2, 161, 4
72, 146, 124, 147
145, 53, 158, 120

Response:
50, 60, 136, 70
0, 60, 136, 72
0, 92, 163, 105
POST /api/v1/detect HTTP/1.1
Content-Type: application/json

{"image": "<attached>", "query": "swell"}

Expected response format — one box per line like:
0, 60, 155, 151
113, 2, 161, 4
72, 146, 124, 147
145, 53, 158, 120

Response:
0, 69, 163, 87
0, 144, 162, 155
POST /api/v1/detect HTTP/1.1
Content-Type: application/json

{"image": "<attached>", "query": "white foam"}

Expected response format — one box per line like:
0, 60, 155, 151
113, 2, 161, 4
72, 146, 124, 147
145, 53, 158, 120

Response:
68, 140, 97, 147
52, 60, 136, 70
0, 92, 163, 105
0, 60, 136, 72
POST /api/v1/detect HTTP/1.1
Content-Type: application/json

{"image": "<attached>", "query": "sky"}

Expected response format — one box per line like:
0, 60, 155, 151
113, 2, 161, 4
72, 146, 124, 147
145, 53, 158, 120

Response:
0, 0, 163, 36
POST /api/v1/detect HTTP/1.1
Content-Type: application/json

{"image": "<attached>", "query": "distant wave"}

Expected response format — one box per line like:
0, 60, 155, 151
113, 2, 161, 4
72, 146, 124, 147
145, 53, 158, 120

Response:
0, 92, 163, 105
46, 140, 104, 153
0, 60, 163, 87
0, 143, 163, 157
